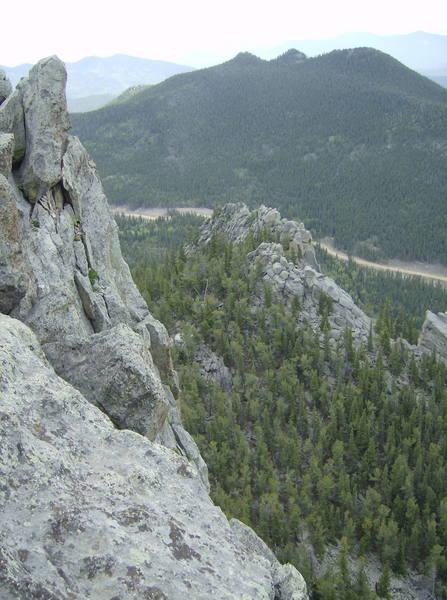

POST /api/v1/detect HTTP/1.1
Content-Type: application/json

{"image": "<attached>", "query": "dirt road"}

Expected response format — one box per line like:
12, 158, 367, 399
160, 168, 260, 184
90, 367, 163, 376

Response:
112, 205, 213, 219
317, 241, 447, 286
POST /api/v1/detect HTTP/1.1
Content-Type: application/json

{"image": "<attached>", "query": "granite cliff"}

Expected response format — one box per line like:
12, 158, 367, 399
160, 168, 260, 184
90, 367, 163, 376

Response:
0, 58, 308, 599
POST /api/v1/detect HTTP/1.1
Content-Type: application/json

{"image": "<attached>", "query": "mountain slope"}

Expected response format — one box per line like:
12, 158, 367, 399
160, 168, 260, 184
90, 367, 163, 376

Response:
122, 204, 447, 598
72, 48, 447, 263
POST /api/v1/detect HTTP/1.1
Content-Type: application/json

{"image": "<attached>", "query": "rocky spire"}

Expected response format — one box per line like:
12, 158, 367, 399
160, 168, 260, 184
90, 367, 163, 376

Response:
16, 56, 70, 201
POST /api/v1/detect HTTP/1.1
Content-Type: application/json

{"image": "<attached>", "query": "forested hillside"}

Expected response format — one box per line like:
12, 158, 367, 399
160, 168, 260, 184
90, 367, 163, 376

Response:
117, 211, 447, 599
72, 48, 447, 263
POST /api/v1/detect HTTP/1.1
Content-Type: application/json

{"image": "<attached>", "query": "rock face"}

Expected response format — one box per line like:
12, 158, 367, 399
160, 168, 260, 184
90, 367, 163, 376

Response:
195, 203, 372, 343
230, 520, 308, 600
194, 344, 233, 391
0, 59, 308, 599
0, 137, 29, 314
0, 58, 183, 453
418, 311, 447, 360
248, 242, 371, 343
0, 133, 14, 176
0, 75, 26, 162
0, 68, 183, 463
0, 69, 12, 103
0, 314, 307, 600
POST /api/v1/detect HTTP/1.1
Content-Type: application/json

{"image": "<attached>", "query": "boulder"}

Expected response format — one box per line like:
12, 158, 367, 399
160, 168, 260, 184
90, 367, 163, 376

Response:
43, 324, 170, 440
274, 564, 309, 600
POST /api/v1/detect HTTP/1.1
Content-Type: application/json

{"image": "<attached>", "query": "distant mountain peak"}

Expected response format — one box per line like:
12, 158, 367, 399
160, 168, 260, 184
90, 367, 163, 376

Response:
227, 52, 265, 66
273, 48, 307, 65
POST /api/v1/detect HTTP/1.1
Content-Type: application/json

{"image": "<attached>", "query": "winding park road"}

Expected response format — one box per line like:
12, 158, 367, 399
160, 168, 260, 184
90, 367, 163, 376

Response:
112, 206, 214, 220
317, 241, 447, 287
112, 205, 447, 287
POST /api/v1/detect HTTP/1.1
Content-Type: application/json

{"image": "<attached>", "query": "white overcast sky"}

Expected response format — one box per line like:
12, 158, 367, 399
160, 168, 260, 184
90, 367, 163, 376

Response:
2, 0, 446, 66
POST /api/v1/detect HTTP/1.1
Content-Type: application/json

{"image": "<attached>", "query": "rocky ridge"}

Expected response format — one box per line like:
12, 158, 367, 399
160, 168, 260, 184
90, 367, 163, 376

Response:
194, 203, 447, 359
0, 57, 308, 599
194, 203, 372, 344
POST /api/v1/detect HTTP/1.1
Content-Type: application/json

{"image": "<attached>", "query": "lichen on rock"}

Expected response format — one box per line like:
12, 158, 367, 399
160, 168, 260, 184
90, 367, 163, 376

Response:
0, 313, 308, 599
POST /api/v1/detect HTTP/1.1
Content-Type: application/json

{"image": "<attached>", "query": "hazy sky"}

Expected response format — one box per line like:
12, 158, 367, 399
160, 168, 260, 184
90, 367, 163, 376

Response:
2, 0, 446, 66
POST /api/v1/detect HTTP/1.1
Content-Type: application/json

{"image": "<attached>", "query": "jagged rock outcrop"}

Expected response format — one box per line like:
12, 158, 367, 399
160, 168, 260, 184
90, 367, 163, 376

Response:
0, 314, 308, 600
195, 203, 372, 343
196, 203, 318, 269
0, 57, 70, 198
0, 59, 309, 599
248, 242, 371, 343
194, 344, 233, 391
418, 310, 447, 360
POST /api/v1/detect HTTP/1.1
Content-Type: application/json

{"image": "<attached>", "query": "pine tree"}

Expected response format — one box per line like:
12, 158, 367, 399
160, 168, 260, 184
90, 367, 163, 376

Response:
376, 564, 391, 599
